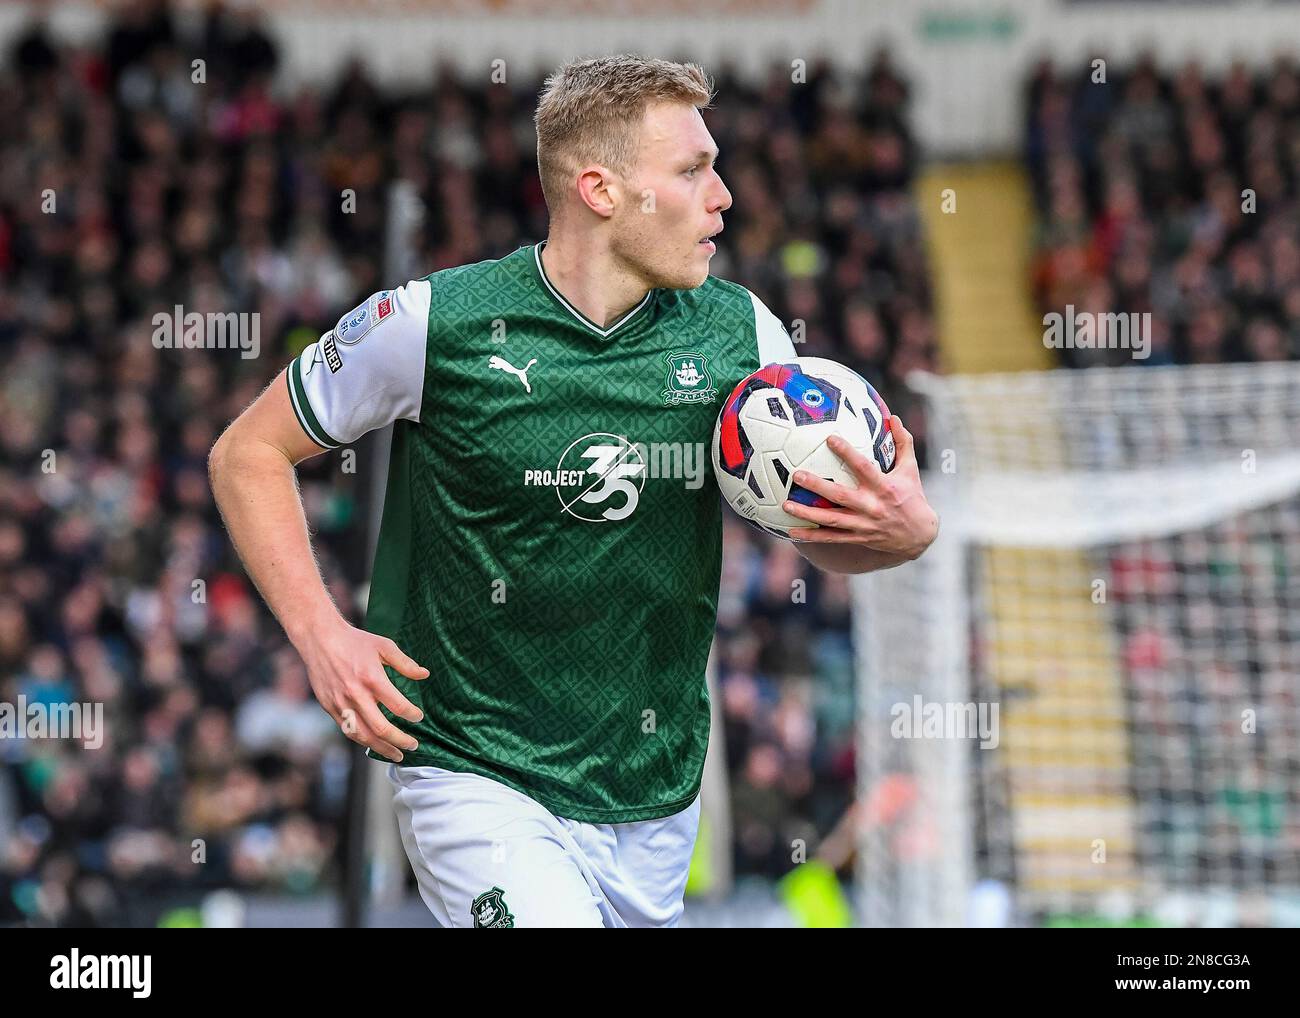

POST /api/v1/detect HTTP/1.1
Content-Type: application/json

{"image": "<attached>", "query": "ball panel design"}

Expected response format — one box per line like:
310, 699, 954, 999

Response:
711, 357, 894, 540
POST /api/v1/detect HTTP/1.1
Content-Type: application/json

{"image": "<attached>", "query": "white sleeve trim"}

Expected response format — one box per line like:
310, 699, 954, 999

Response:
748, 288, 797, 365
288, 279, 430, 447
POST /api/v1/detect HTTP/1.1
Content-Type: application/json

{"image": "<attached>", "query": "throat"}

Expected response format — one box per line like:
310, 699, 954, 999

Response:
538, 239, 654, 332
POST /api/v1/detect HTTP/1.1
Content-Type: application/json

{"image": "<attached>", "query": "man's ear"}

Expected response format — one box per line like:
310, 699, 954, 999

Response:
575, 165, 618, 219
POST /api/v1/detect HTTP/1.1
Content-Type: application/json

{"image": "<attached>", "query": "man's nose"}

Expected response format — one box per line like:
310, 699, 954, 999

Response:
710, 169, 733, 213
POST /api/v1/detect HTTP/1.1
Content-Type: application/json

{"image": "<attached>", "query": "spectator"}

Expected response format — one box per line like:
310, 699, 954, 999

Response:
0, 2, 934, 921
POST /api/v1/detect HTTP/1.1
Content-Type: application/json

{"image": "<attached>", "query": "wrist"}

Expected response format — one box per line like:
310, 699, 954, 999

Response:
283, 602, 346, 650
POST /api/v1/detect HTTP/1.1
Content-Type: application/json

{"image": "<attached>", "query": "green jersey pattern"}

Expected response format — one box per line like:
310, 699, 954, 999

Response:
291, 243, 794, 822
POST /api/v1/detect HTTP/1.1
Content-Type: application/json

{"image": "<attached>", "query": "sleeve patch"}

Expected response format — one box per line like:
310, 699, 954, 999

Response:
321, 331, 342, 373
287, 279, 429, 447
335, 290, 395, 346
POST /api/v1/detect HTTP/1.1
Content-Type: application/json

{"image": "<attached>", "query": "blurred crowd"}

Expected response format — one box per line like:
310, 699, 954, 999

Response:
1025, 56, 1300, 915
0, 1, 934, 925
1026, 54, 1300, 366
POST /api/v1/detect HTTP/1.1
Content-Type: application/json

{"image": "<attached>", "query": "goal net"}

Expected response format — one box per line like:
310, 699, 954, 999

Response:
852, 363, 1300, 928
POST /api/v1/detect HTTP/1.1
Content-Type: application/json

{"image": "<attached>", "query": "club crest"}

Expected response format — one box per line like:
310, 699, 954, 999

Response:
471, 886, 515, 928
662, 351, 717, 406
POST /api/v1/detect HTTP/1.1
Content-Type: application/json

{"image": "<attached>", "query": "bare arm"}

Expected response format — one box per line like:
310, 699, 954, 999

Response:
208, 370, 341, 646
794, 542, 916, 575
208, 369, 427, 761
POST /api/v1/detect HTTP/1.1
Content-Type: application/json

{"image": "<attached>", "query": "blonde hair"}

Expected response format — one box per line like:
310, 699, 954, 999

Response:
534, 55, 714, 215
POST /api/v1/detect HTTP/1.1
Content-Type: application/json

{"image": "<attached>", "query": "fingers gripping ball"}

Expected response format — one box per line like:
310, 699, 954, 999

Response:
711, 357, 895, 539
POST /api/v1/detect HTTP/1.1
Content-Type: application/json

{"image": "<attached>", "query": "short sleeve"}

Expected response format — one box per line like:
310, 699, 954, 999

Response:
286, 280, 431, 448
747, 288, 797, 365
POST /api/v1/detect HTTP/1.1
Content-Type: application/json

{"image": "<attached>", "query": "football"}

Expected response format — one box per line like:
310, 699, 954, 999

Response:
711, 357, 897, 539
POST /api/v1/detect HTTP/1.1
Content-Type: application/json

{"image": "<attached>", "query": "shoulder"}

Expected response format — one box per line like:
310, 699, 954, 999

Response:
662, 276, 794, 364
663, 276, 784, 330
331, 280, 431, 348
661, 274, 753, 316
288, 277, 435, 448
420, 245, 536, 305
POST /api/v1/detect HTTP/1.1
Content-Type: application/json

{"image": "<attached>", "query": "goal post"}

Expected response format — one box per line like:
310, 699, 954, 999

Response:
853, 363, 1300, 928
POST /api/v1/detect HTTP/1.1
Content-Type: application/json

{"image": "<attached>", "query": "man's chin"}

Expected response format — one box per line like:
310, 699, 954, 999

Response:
654, 263, 710, 291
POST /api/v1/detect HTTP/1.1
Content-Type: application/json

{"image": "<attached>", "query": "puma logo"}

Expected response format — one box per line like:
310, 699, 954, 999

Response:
488, 355, 538, 394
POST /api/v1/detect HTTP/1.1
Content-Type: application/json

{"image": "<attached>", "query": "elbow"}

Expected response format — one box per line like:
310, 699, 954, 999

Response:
909, 510, 940, 561
208, 427, 234, 496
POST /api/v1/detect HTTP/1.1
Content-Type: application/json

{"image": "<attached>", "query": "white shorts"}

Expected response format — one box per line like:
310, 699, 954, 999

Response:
387, 764, 701, 928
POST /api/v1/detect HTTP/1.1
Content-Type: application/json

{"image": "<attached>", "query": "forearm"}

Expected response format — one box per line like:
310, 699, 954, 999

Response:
795, 542, 914, 575
206, 369, 425, 763
208, 432, 342, 647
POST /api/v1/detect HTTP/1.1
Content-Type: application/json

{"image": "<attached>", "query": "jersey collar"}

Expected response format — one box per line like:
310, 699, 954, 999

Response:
531, 241, 655, 339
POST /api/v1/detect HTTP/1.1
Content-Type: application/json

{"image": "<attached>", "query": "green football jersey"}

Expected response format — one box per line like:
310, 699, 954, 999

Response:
287, 242, 795, 822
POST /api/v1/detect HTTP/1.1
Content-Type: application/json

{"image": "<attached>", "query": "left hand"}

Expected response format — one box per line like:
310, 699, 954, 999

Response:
783, 416, 939, 561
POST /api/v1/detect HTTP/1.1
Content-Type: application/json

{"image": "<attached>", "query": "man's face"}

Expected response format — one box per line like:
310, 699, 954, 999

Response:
609, 102, 732, 290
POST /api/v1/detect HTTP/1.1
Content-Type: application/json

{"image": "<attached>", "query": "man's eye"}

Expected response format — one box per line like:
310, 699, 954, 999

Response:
684, 165, 698, 178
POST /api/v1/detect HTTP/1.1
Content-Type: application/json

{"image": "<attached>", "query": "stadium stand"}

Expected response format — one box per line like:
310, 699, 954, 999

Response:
1025, 54, 1300, 368
0, 5, 935, 924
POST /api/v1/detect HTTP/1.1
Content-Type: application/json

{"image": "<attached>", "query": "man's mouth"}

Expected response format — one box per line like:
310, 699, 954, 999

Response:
699, 226, 722, 250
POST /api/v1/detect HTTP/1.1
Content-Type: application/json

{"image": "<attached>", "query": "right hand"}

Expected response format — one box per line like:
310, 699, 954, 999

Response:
295, 621, 429, 762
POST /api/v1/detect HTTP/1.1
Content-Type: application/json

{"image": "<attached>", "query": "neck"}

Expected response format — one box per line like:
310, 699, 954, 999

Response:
539, 229, 652, 329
